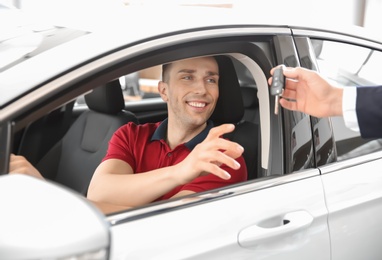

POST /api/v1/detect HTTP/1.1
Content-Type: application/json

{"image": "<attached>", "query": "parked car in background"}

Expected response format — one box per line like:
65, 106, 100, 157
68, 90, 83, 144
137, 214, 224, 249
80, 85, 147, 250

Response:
1, 6, 382, 260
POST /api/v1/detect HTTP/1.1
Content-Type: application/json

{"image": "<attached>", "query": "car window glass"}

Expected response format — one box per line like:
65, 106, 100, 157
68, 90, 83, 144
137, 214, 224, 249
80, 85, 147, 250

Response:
121, 65, 162, 101
74, 66, 162, 107
357, 50, 382, 83
283, 110, 314, 172
312, 39, 381, 86
311, 39, 382, 161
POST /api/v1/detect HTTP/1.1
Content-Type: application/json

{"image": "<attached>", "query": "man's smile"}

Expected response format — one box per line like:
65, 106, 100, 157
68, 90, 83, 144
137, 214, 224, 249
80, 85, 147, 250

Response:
187, 101, 207, 108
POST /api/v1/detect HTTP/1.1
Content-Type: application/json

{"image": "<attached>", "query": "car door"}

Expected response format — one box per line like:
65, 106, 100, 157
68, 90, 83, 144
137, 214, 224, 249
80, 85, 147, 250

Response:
293, 27, 382, 259
104, 28, 331, 260
108, 173, 328, 260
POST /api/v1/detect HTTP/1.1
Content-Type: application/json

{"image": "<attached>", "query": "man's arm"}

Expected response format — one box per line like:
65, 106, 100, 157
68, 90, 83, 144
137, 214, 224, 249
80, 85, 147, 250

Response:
87, 124, 244, 208
87, 158, 188, 207
355, 86, 382, 138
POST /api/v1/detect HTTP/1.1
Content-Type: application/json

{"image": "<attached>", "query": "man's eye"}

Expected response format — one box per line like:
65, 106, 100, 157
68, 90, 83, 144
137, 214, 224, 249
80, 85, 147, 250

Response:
207, 78, 217, 83
183, 75, 192, 80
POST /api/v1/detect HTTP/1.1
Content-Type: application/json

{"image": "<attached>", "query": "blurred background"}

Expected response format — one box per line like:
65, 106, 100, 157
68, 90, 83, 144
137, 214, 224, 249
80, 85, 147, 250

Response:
2, 0, 382, 39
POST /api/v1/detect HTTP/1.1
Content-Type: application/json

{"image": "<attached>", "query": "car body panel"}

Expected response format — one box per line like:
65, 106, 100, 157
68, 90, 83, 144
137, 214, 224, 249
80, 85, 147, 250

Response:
108, 170, 329, 260
0, 174, 109, 259
320, 153, 382, 260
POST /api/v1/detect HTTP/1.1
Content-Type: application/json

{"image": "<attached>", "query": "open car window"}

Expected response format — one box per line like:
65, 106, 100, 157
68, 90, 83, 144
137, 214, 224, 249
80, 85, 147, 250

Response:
311, 39, 382, 161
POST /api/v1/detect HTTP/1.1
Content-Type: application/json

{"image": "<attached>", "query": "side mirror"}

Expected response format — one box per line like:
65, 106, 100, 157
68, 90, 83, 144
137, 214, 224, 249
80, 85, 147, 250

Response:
0, 174, 110, 259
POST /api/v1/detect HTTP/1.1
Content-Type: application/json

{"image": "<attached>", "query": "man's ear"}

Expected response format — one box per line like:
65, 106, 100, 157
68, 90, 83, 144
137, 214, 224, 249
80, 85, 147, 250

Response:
158, 81, 168, 102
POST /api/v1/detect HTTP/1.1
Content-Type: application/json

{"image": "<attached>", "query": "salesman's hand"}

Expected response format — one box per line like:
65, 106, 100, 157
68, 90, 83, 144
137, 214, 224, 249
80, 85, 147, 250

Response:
269, 66, 344, 117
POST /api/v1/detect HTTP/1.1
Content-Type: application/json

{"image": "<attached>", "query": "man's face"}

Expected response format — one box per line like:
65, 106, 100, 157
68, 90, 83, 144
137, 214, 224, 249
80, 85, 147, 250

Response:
159, 56, 219, 127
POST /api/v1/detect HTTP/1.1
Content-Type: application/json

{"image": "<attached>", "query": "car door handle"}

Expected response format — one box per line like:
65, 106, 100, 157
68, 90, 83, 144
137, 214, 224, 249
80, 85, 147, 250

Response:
237, 210, 314, 248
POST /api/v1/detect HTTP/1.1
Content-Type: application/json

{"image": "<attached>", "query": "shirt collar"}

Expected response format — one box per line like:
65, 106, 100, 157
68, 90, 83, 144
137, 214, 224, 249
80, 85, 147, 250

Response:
151, 118, 214, 150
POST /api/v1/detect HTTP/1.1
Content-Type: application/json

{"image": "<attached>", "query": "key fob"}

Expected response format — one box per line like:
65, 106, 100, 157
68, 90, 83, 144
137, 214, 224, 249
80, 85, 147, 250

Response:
270, 65, 285, 96
270, 65, 285, 115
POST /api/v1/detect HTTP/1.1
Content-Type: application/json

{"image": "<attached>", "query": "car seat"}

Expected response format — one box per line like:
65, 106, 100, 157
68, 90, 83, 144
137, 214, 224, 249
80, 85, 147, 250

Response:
241, 86, 260, 125
211, 55, 260, 180
34, 80, 138, 195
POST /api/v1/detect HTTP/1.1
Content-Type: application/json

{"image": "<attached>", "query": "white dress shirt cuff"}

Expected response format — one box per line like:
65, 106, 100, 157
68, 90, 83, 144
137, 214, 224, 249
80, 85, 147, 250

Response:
342, 87, 360, 132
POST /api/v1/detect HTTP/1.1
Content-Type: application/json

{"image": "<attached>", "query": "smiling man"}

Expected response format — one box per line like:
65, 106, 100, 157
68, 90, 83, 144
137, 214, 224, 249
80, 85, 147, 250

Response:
87, 56, 247, 208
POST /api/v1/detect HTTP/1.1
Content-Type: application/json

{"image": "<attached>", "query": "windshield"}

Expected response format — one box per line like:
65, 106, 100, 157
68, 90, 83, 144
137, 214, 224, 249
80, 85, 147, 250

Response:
0, 4, 89, 108
0, 4, 88, 73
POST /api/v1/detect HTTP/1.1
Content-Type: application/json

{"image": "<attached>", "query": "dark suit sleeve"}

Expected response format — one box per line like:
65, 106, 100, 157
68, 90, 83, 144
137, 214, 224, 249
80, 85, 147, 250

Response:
356, 86, 382, 138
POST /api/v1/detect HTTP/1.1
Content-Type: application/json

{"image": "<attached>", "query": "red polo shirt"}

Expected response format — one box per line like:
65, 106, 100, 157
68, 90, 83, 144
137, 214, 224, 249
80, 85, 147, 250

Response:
103, 119, 247, 201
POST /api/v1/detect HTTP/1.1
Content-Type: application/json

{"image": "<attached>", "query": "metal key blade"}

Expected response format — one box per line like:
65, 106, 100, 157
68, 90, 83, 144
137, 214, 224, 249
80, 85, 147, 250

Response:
274, 95, 280, 115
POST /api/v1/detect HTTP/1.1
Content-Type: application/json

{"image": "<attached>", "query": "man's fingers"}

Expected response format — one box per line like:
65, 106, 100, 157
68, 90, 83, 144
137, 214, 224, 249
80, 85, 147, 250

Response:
222, 143, 244, 159
205, 136, 244, 159
9, 154, 20, 172
209, 150, 241, 170
269, 66, 299, 93
270, 65, 304, 83
206, 123, 235, 140
191, 124, 244, 180
281, 87, 297, 100
205, 124, 244, 156
270, 64, 287, 76
199, 161, 232, 180
279, 98, 297, 111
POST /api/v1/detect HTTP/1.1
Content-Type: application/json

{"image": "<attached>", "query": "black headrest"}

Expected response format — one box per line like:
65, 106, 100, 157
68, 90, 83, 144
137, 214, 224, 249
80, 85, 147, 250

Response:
210, 56, 244, 124
241, 86, 259, 108
85, 80, 125, 114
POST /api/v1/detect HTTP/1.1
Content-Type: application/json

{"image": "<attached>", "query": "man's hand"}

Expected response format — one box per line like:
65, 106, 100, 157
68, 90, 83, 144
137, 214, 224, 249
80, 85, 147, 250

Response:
175, 123, 244, 184
9, 154, 44, 180
269, 66, 344, 117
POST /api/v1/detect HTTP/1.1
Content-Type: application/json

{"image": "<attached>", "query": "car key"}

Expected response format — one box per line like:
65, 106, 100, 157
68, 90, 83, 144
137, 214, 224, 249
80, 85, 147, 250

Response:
270, 65, 285, 115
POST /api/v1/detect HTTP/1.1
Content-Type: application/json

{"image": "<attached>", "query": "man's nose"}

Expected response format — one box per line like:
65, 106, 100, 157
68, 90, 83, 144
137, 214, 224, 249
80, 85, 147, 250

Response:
193, 80, 207, 94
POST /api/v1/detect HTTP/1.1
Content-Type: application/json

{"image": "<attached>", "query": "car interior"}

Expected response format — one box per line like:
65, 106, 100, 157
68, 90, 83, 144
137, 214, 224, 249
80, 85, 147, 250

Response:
17, 80, 139, 195
11, 53, 265, 200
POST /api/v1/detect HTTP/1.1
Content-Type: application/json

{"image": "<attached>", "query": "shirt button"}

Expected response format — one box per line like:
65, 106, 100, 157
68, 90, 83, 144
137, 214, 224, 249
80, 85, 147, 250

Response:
167, 152, 172, 157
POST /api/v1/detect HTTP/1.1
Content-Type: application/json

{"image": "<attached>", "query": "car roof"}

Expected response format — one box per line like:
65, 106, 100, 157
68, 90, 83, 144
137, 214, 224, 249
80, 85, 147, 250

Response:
51, 5, 382, 41
1, 6, 380, 107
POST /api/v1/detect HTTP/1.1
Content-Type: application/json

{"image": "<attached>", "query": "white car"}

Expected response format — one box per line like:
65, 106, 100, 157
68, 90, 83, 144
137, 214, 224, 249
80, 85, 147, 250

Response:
1, 6, 382, 260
